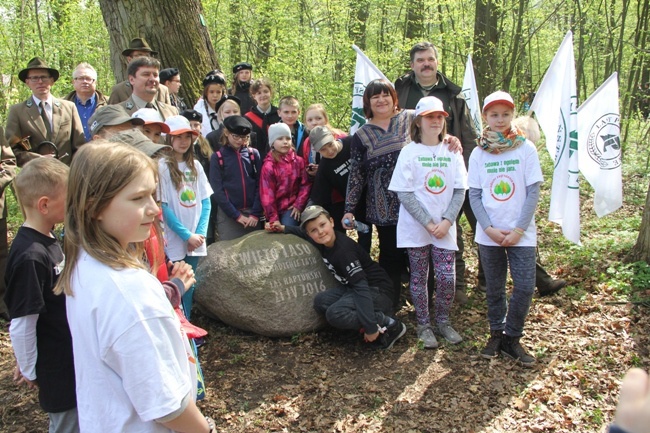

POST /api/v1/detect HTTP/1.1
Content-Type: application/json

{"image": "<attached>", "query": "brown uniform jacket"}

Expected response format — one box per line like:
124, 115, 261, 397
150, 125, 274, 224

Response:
4, 96, 85, 167
0, 127, 17, 217
119, 95, 178, 120
108, 81, 171, 105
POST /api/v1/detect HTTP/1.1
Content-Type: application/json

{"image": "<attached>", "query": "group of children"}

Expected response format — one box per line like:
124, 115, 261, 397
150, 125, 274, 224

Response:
4, 67, 545, 431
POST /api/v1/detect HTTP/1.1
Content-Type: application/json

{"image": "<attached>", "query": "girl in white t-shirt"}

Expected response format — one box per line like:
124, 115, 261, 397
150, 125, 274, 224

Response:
388, 96, 467, 349
54, 142, 216, 433
159, 115, 214, 319
468, 91, 543, 367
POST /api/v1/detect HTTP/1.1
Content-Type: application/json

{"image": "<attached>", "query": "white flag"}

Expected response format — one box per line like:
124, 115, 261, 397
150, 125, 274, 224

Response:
350, 45, 389, 134
577, 72, 622, 217
530, 31, 581, 245
461, 54, 483, 135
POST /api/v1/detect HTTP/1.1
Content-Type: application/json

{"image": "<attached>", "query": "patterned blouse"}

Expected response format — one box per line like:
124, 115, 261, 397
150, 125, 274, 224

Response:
345, 109, 415, 225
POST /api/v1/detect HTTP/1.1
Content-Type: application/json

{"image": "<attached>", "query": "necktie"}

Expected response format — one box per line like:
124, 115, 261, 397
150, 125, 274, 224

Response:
145, 102, 155, 109
40, 101, 52, 140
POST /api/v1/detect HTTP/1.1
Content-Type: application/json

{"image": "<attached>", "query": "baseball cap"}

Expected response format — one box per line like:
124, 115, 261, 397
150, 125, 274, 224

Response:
89, 105, 145, 136
108, 129, 171, 158
309, 126, 335, 153
132, 108, 171, 133
482, 91, 515, 112
414, 96, 449, 117
165, 115, 199, 137
300, 205, 330, 229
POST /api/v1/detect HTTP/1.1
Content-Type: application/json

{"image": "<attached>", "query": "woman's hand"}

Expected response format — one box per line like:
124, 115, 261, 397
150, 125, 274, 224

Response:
443, 134, 463, 154
342, 213, 356, 230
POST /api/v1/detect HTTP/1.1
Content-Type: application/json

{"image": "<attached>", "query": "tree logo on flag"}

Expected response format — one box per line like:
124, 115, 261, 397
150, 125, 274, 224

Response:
586, 113, 621, 170
351, 81, 368, 132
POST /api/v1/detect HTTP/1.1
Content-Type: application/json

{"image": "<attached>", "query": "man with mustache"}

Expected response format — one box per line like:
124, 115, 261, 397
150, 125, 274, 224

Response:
395, 42, 565, 301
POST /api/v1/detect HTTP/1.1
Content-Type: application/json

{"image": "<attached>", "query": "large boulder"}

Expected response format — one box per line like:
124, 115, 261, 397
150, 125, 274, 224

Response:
195, 231, 336, 337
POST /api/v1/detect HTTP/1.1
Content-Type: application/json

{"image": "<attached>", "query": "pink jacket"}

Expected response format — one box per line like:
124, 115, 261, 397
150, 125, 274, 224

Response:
259, 150, 312, 223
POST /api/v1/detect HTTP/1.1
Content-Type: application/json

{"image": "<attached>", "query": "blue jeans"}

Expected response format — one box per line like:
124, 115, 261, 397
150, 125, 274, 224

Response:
313, 286, 392, 331
280, 209, 300, 226
479, 245, 536, 337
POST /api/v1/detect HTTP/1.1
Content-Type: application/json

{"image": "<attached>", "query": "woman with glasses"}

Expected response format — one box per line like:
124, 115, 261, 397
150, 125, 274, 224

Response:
209, 115, 263, 241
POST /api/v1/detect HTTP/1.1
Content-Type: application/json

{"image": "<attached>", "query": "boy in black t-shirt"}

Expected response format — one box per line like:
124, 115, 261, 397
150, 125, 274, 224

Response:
273, 205, 406, 349
4, 157, 79, 432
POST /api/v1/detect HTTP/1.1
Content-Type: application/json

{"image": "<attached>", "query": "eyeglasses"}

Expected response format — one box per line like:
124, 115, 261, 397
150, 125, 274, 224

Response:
230, 133, 250, 142
26, 76, 51, 83
74, 76, 95, 83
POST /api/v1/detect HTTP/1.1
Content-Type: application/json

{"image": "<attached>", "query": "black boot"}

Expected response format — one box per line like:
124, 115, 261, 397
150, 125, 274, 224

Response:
480, 330, 503, 359
501, 335, 536, 367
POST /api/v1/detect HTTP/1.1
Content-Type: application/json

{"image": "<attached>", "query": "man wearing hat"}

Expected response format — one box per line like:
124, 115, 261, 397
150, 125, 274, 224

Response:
119, 57, 178, 120
5, 57, 85, 166
88, 105, 145, 139
64, 62, 108, 141
107, 37, 171, 105
107, 129, 171, 158
229, 62, 254, 114
159, 68, 187, 112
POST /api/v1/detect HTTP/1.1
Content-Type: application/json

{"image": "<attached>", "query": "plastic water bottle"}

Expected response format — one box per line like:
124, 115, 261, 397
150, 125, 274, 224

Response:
344, 218, 371, 234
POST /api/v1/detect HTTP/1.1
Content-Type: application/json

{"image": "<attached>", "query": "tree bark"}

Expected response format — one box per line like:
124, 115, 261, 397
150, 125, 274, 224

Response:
472, 0, 500, 97
97, 0, 218, 106
632, 181, 650, 263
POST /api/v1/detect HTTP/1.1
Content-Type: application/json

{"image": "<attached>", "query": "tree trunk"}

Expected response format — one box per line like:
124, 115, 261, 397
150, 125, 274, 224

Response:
472, 0, 500, 97
97, 0, 218, 106
404, 0, 425, 41
348, 0, 369, 50
631, 181, 650, 263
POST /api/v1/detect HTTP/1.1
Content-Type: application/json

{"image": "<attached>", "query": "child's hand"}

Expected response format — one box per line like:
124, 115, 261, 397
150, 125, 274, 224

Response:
289, 206, 301, 221
501, 229, 523, 247
443, 134, 463, 154
614, 368, 650, 433
13, 364, 38, 390
168, 260, 196, 292
485, 226, 509, 244
364, 330, 380, 343
236, 214, 251, 227
430, 219, 452, 239
306, 164, 318, 177
187, 234, 204, 252
264, 221, 284, 232
246, 215, 259, 228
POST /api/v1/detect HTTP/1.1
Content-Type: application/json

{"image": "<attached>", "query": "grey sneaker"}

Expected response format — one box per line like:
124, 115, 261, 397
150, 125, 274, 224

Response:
437, 323, 463, 344
416, 324, 438, 349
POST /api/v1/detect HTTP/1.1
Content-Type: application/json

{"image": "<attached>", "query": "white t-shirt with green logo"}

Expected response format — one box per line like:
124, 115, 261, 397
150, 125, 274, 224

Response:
389, 141, 468, 250
467, 140, 543, 247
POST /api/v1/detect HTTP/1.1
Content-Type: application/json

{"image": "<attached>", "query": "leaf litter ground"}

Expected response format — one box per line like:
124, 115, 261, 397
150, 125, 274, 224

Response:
0, 204, 647, 433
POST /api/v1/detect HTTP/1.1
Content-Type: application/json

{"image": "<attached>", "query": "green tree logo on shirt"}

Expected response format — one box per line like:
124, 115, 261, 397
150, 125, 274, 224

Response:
425, 170, 447, 194
489, 175, 516, 201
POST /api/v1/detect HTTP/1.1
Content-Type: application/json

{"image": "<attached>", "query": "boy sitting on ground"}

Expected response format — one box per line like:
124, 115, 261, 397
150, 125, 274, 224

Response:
267, 205, 406, 349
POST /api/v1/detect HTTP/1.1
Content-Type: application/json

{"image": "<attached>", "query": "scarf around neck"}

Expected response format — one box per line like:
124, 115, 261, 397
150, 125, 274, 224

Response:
479, 124, 526, 154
